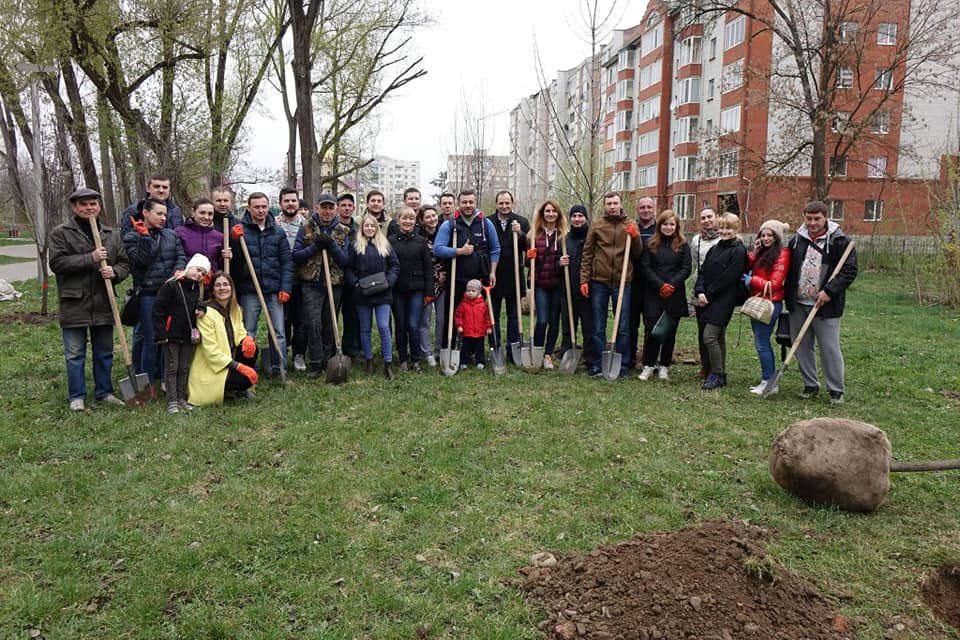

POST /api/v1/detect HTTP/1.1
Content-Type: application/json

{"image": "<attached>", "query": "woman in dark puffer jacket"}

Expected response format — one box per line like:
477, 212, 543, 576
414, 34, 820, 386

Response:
389, 207, 434, 373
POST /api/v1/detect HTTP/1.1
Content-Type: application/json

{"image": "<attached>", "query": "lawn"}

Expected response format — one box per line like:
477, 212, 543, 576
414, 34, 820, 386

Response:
1, 270, 958, 639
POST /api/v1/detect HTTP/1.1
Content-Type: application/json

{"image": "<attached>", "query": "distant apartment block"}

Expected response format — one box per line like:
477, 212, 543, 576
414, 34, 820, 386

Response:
355, 156, 421, 212
446, 150, 510, 206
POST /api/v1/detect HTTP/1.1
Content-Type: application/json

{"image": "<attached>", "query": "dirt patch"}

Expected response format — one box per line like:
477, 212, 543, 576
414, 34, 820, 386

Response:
519, 521, 851, 639
921, 564, 960, 630
0, 311, 56, 325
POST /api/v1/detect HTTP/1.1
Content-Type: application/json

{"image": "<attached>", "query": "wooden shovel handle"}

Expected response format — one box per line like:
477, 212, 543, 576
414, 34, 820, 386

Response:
321, 248, 342, 350
447, 227, 457, 347
890, 459, 960, 473
223, 217, 230, 274
238, 234, 283, 360
561, 237, 576, 342
513, 230, 523, 337
89, 216, 133, 366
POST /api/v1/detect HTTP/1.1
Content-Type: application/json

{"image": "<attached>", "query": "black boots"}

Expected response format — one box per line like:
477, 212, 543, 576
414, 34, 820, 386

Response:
366, 359, 375, 374
384, 362, 394, 380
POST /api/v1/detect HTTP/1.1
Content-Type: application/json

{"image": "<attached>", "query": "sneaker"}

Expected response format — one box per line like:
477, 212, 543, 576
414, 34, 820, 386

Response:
69, 398, 85, 411
657, 366, 669, 380
412, 361, 424, 373
476, 363, 485, 370
638, 366, 656, 381
167, 402, 180, 414
459, 364, 468, 371
758, 380, 778, 396
750, 381, 767, 395
100, 393, 124, 405
543, 355, 554, 370
829, 391, 844, 404
426, 354, 437, 367
798, 386, 820, 400
701, 374, 724, 390
293, 354, 307, 371
179, 401, 194, 411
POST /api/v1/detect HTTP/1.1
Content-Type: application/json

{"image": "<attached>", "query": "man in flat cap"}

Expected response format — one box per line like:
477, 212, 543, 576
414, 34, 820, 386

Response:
49, 188, 131, 410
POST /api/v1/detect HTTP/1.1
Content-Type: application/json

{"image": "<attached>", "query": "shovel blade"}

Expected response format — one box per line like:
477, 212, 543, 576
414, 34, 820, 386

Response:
559, 347, 581, 374
440, 348, 460, 376
119, 372, 154, 406
326, 353, 351, 385
490, 347, 507, 375
760, 367, 785, 399
601, 350, 621, 381
509, 341, 521, 366
527, 346, 544, 372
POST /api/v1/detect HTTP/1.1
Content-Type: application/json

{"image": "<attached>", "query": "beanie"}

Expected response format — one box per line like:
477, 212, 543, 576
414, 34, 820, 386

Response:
569, 204, 588, 216
758, 219, 789, 243
185, 253, 212, 274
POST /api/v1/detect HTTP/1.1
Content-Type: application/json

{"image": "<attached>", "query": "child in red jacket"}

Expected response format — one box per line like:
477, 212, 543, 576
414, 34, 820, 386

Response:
454, 279, 493, 369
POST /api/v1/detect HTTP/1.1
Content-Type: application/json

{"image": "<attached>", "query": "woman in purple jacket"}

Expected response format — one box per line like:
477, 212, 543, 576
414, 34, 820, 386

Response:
176, 198, 232, 271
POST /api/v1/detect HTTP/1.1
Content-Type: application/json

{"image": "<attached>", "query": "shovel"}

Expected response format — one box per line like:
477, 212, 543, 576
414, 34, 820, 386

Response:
509, 230, 527, 366
321, 248, 350, 384
525, 253, 543, 371
483, 285, 507, 375
440, 227, 460, 376
602, 233, 632, 381
89, 216, 153, 405
559, 237, 581, 374
761, 241, 855, 398
222, 217, 230, 274
237, 234, 287, 383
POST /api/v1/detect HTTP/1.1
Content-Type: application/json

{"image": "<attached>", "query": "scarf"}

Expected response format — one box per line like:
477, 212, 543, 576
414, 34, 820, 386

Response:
700, 228, 720, 241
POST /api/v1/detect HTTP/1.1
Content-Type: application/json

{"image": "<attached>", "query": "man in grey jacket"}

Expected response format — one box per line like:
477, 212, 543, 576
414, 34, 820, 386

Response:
49, 188, 131, 410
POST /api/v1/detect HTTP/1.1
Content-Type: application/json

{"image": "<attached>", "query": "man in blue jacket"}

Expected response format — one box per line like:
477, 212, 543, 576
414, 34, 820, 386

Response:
120, 175, 184, 234
230, 192, 294, 377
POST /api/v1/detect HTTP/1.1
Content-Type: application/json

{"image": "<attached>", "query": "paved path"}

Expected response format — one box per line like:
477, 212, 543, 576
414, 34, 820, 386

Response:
0, 242, 39, 284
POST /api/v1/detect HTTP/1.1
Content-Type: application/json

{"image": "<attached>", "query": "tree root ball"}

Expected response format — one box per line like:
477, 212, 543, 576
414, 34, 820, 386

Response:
769, 418, 892, 512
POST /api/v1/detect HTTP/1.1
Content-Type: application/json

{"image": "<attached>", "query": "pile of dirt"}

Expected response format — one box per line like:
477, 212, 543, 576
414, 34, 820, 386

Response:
921, 564, 960, 630
519, 521, 851, 639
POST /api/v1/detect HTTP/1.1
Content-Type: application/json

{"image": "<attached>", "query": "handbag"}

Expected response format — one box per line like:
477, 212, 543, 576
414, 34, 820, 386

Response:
178, 281, 201, 344
120, 287, 140, 326
651, 311, 678, 341
775, 310, 792, 347
741, 282, 775, 324
357, 271, 389, 296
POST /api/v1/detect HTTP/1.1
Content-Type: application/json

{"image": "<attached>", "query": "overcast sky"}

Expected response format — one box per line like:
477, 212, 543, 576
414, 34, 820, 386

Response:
247, 0, 647, 197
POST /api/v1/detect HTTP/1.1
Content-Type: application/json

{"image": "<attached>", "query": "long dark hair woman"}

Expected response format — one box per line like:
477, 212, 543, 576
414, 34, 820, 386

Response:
745, 219, 791, 396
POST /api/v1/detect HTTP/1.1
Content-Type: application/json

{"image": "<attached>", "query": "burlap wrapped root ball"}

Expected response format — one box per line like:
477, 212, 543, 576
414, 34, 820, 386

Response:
769, 418, 892, 513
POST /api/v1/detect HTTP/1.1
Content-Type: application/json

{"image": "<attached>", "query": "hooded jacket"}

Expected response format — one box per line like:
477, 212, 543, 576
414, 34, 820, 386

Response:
580, 213, 643, 286
746, 247, 791, 302
152, 277, 203, 343
454, 294, 493, 338
229, 209, 294, 296
175, 218, 225, 271
432, 210, 502, 283
784, 220, 857, 318
120, 195, 184, 235
563, 223, 590, 299
124, 225, 186, 294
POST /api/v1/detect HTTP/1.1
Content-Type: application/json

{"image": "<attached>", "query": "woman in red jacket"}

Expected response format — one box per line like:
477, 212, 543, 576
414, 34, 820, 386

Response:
454, 278, 493, 369
744, 219, 791, 396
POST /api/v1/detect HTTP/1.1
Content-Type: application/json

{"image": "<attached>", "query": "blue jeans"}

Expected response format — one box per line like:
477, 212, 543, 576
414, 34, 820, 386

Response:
751, 302, 783, 380
392, 291, 424, 363
62, 325, 115, 401
534, 286, 562, 355
589, 281, 631, 374
357, 303, 393, 362
240, 292, 287, 374
133, 293, 159, 381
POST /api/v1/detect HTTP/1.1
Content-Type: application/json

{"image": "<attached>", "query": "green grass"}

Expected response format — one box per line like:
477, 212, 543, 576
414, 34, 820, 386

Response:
1, 271, 959, 639
0, 255, 34, 265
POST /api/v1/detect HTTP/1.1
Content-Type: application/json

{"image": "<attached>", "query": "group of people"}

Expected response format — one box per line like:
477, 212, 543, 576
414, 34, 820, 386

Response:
49, 179, 858, 411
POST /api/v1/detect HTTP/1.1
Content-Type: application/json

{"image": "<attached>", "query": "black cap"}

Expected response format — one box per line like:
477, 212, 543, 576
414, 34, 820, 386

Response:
569, 204, 588, 216
68, 187, 101, 202
316, 192, 337, 205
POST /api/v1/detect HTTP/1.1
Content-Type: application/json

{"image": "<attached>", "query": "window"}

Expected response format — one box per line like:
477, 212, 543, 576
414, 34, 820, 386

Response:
829, 156, 848, 177
639, 62, 662, 90
616, 139, 632, 161
719, 150, 739, 177
828, 200, 844, 221
641, 24, 663, 56
678, 77, 701, 104
704, 118, 714, 136
839, 21, 858, 43
836, 67, 853, 88
606, 124, 614, 140
867, 156, 887, 178
615, 171, 633, 191
673, 193, 697, 220
874, 68, 893, 90
605, 67, 615, 86
636, 164, 658, 188
616, 110, 634, 131
679, 37, 702, 66
878, 23, 897, 45
725, 15, 745, 50
707, 78, 715, 100
722, 59, 744, 92
675, 156, 698, 181
674, 116, 700, 144
720, 105, 741, 132
864, 199, 884, 221
831, 111, 852, 133
709, 36, 717, 59
637, 130, 659, 155
871, 111, 890, 134
638, 95, 660, 122
606, 94, 616, 112
604, 149, 614, 167
616, 79, 635, 100
618, 50, 635, 71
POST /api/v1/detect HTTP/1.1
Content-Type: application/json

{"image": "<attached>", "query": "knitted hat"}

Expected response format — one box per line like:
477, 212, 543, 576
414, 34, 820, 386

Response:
465, 279, 482, 293
569, 204, 588, 216
758, 219, 789, 243
185, 253, 212, 274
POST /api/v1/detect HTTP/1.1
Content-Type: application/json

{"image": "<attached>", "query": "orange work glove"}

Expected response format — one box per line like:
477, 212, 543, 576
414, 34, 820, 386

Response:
131, 219, 149, 236
526, 248, 538, 259
278, 291, 290, 304
423, 296, 434, 304
240, 335, 256, 358
231, 224, 244, 240
625, 222, 639, 239
659, 283, 675, 299
236, 363, 258, 385
579, 283, 589, 298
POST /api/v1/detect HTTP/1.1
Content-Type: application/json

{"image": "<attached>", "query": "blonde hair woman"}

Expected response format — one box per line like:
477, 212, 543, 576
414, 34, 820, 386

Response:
525, 199, 569, 369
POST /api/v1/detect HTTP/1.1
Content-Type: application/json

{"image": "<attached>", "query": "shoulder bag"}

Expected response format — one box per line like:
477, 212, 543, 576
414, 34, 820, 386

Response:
740, 281, 774, 324
357, 271, 389, 297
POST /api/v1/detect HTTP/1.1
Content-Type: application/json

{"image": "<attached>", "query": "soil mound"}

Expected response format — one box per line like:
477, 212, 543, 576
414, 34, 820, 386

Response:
519, 521, 852, 639
921, 564, 960, 630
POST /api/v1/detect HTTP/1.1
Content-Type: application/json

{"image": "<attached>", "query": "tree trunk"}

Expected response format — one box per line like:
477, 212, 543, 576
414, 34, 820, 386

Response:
58, 60, 100, 192
97, 96, 117, 227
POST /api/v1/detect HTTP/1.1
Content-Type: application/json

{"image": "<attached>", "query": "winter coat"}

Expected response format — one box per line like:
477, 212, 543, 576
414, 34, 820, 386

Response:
563, 224, 590, 300
49, 216, 130, 328
694, 238, 748, 326
640, 240, 692, 320
389, 231, 435, 294
420, 225, 448, 299
746, 247, 791, 302
580, 214, 643, 286
188, 302, 247, 406
124, 226, 186, 294
152, 277, 202, 343
175, 218, 225, 271
120, 195, 184, 235
454, 295, 493, 338
229, 210, 294, 296
292, 214, 350, 287
785, 221, 858, 318
432, 211, 502, 283
491, 212, 530, 298
529, 229, 563, 290
345, 241, 400, 306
